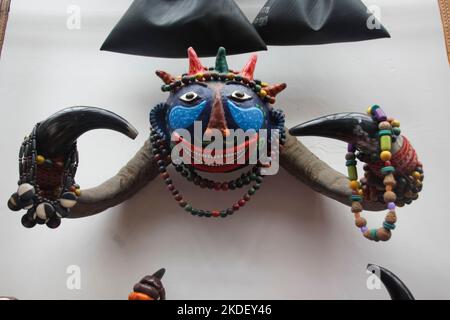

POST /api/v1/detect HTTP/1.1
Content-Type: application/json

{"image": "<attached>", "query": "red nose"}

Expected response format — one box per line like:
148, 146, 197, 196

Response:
205, 88, 230, 137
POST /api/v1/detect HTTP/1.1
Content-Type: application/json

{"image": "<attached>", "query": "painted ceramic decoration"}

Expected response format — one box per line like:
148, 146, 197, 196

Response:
101, 0, 267, 57
7, 47, 423, 243
101, 0, 389, 58
253, 0, 390, 45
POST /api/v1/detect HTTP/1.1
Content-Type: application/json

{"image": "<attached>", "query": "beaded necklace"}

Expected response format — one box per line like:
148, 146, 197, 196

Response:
150, 129, 278, 218
346, 106, 424, 241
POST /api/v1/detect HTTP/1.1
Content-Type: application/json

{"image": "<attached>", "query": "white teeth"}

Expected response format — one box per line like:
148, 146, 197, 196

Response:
181, 146, 249, 166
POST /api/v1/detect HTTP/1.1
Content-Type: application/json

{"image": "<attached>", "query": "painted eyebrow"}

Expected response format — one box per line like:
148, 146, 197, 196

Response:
194, 82, 208, 87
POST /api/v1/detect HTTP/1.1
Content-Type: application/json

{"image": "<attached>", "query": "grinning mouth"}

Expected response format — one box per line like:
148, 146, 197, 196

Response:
171, 132, 259, 172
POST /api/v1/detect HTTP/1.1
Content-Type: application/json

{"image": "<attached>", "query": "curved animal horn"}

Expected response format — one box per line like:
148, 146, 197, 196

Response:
279, 129, 385, 211
241, 53, 257, 80
156, 70, 175, 84
187, 47, 206, 75
36, 106, 138, 158
367, 264, 414, 300
69, 139, 158, 218
289, 112, 378, 144
264, 83, 287, 97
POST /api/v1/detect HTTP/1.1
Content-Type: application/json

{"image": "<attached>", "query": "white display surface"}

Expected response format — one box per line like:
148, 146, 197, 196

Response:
0, 0, 449, 299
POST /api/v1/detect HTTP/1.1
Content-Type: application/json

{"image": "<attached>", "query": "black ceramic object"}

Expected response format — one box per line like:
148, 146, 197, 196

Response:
253, 0, 390, 45
101, 0, 267, 58
368, 264, 415, 300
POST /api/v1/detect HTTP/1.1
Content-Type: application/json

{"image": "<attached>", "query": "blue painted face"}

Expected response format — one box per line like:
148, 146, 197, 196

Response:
164, 82, 270, 137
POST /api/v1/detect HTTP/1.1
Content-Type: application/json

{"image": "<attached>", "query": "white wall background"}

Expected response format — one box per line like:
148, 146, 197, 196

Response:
0, 0, 449, 299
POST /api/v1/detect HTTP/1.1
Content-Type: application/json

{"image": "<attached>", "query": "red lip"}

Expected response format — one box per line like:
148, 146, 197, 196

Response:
172, 132, 259, 173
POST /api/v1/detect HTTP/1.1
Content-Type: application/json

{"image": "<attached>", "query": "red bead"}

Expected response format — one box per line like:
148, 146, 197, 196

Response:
384, 161, 392, 166
179, 200, 187, 207
167, 184, 175, 191
244, 194, 251, 201
238, 199, 246, 206
221, 183, 229, 191
214, 182, 221, 191
212, 210, 220, 217
233, 203, 240, 211
154, 154, 161, 161
174, 194, 183, 201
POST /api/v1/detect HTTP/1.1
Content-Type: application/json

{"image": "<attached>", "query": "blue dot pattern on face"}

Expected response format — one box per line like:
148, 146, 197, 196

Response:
227, 100, 264, 132
168, 101, 206, 129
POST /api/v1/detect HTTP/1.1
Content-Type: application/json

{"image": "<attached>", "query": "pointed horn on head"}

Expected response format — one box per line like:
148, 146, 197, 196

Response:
155, 70, 175, 84
187, 47, 206, 76
264, 83, 287, 97
215, 47, 229, 73
241, 54, 257, 80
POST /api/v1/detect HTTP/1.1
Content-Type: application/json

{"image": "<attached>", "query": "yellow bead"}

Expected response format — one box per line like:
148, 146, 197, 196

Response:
391, 119, 400, 127
195, 73, 203, 79
380, 135, 391, 151
367, 106, 373, 115
380, 151, 392, 161
261, 82, 269, 87
412, 171, 421, 179
75, 189, 81, 196
358, 189, 364, 196
349, 180, 360, 190
259, 89, 267, 98
36, 155, 45, 165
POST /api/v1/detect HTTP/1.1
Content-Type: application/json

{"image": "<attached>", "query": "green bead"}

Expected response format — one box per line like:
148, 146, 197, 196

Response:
392, 127, 401, 136
248, 188, 256, 195
351, 195, 362, 202
381, 166, 395, 175
380, 135, 391, 151
346, 160, 357, 166
253, 183, 261, 190
250, 173, 257, 181
370, 105, 380, 114
378, 129, 392, 137
370, 229, 379, 241
184, 204, 192, 212
347, 165, 358, 181
255, 176, 263, 183
383, 222, 396, 230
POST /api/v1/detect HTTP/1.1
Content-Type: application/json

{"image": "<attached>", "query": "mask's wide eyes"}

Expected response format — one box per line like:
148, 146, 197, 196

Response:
230, 90, 252, 102
180, 91, 199, 103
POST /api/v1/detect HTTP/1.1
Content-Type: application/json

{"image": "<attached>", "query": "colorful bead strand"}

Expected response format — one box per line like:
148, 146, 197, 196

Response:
346, 105, 423, 242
